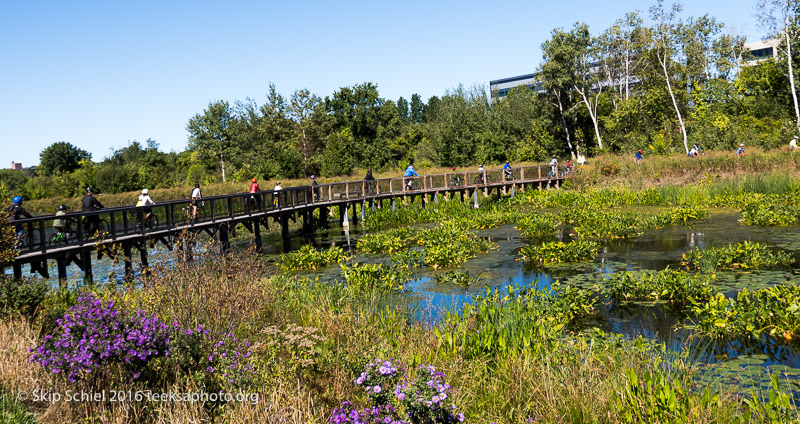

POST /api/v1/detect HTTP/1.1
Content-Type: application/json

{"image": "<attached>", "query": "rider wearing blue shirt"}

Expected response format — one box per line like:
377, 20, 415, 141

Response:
503, 161, 512, 180
404, 164, 418, 190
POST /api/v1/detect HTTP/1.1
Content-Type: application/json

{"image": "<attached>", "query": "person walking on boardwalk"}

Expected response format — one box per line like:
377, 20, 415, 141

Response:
310, 175, 320, 200
549, 155, 559, 177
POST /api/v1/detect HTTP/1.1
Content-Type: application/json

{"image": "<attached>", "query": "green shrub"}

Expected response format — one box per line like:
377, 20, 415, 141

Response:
356, 228, 416, 253
0, 276, 49, 319
417, 222, 495, 269
340, 262, 410, 293
605, 270, 716, 303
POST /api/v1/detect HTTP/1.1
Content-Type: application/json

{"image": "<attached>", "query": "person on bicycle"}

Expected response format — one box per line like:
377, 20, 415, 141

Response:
564, 159, 573, 174
81, 188, 104, 235
693, 143, 705, 156
248, 178, 261, 211
364, 169, 375, 194
790, 136, 799, 150
190, 183, 202, 220
310, 175, 320, 200
736, 144, 745, 157
634, 150, 643, 163
404, 164, 418, 190
273, 182, 282, 206
7, 196, 32, 242
503, 161, 513, 180
549, 155, 559, 176
53, 205, 67, 240
476, 165, 487, 184
137, 189, 156, 225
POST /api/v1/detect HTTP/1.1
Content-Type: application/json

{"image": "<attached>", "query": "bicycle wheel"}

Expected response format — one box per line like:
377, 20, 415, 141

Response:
147, 215, 160, 230
195, 205, 207, 222
97, 219, 109, 233
449, 178, 461, 187
49, 233, 62, 246
473, 176, 484, 185
485, 175, 493, 183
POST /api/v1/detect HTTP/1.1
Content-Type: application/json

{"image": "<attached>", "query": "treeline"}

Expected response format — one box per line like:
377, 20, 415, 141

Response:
4, 1, 800, 202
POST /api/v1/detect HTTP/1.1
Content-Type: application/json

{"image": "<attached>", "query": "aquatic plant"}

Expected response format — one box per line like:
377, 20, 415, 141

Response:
357, 228, 417, 253
688, 285, 800, 340
605, 270, 717, 304
515, 213, 558, 238
519, 240, 599, 265
436, 284, 596, 358
416, 222, 495, 269
279, 244, 351, 271
681, 241, 793, 271
340, 262, 411, 293
433, 270, 479, 286
739, 200, 800, 226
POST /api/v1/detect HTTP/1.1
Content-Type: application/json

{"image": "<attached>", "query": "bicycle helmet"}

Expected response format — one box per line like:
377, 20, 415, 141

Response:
12, 196, 22, 205
311, 175, 315, 179
252, 178, 257, 183
553, 155, 557, 158
142, 189, 149, 195
86, 187, 93, 193
57, 204, 67, 211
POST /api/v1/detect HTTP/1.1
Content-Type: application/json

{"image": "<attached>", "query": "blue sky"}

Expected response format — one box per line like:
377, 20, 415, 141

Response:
1, 0, 765, 167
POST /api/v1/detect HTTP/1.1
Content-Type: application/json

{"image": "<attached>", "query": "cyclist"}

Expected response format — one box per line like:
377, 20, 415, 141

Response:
137, 189, 156, 227
791, 136, 799, 150
634, 150, 643, 163
6, 196, 32, 245
190, 183, 202, 220
403, 164, 418, 190
688, 145, 698, 157
53, 205, 68, 241
564, 159, 573, 174
693, 143, 706, 156
364, 169, 375, 194
502, 161, 513, 180
736, 144, 745, 157
81, 188, 104, 235
449, 166, 461, 186
248, 178, 261, 211
310, 175, 320, 200
476, 165, 487, 184
273, 182, 282, 206
549, 155, 559, 177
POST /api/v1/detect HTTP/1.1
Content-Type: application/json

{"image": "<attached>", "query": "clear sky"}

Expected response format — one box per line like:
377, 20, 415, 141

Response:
1, 0, 765, 167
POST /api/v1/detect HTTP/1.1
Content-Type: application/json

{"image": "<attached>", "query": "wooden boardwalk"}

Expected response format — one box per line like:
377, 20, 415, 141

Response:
4, 165, 565, 281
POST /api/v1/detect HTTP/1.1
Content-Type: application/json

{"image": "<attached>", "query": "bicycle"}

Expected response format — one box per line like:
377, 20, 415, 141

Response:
449, 176, 463, 187
405, 178, 419, 191
473, 174, 493, 185
180, 203, 207, 224
15, 226, 41, 250
49, 219, 77, 245
133, 210, 159, 231
503, 170, 515, 181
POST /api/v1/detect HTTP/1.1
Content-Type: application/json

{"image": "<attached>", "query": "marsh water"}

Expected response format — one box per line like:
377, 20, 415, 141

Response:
12, 207, 800, 394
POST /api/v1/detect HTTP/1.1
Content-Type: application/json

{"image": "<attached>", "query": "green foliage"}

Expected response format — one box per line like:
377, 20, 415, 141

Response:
605, 270, 716, 303
740, 200, 800, 226
688, 285, 800, 340
339, 262, 410, 293
356, 228, 416, 253
519, 240, 599, 265
0, 212, 16, 267
742, 375, 798, 423
278, 244, 351, 271
432, 270, 479, 286
682, 241, 793, 271
515, 213, 558, 238
416, 222, 495, 269
38, 141, 91, 176
436, 284, 596, 359
0, 276, 49, 319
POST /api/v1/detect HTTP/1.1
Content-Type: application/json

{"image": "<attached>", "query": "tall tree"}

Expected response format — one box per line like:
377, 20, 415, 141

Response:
649, 0, 690, 153
187, 100, 235, 182
757, 0, 800, 132
39, 141, 91, 175
540, 27, 581, 157
289, 88, 322, 175
410, 94, 424, 124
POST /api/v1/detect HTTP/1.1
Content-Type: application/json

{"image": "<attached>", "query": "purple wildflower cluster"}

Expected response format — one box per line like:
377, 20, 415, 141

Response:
30, 292, 255, 388
331, 359, 465, 424
207, 333, 255, 388
29, 293, 169, 382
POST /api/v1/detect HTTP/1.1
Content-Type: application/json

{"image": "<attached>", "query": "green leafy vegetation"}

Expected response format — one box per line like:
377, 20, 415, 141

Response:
682, 241, 794, 271
278, 244, 351, 271
519, 240, 600, 265
605, 270, 716, 303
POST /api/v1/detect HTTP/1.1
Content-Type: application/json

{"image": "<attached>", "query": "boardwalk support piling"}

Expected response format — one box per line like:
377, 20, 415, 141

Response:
254, 218, 262, 252
123, 242, 133, 280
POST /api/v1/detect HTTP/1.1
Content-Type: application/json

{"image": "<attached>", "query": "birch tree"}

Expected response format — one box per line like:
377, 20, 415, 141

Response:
757, 0, 800, 132
649, 0, 690, 154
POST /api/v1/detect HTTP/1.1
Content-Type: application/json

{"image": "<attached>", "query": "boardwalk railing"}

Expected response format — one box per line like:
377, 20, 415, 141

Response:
9, 164, 561, 258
